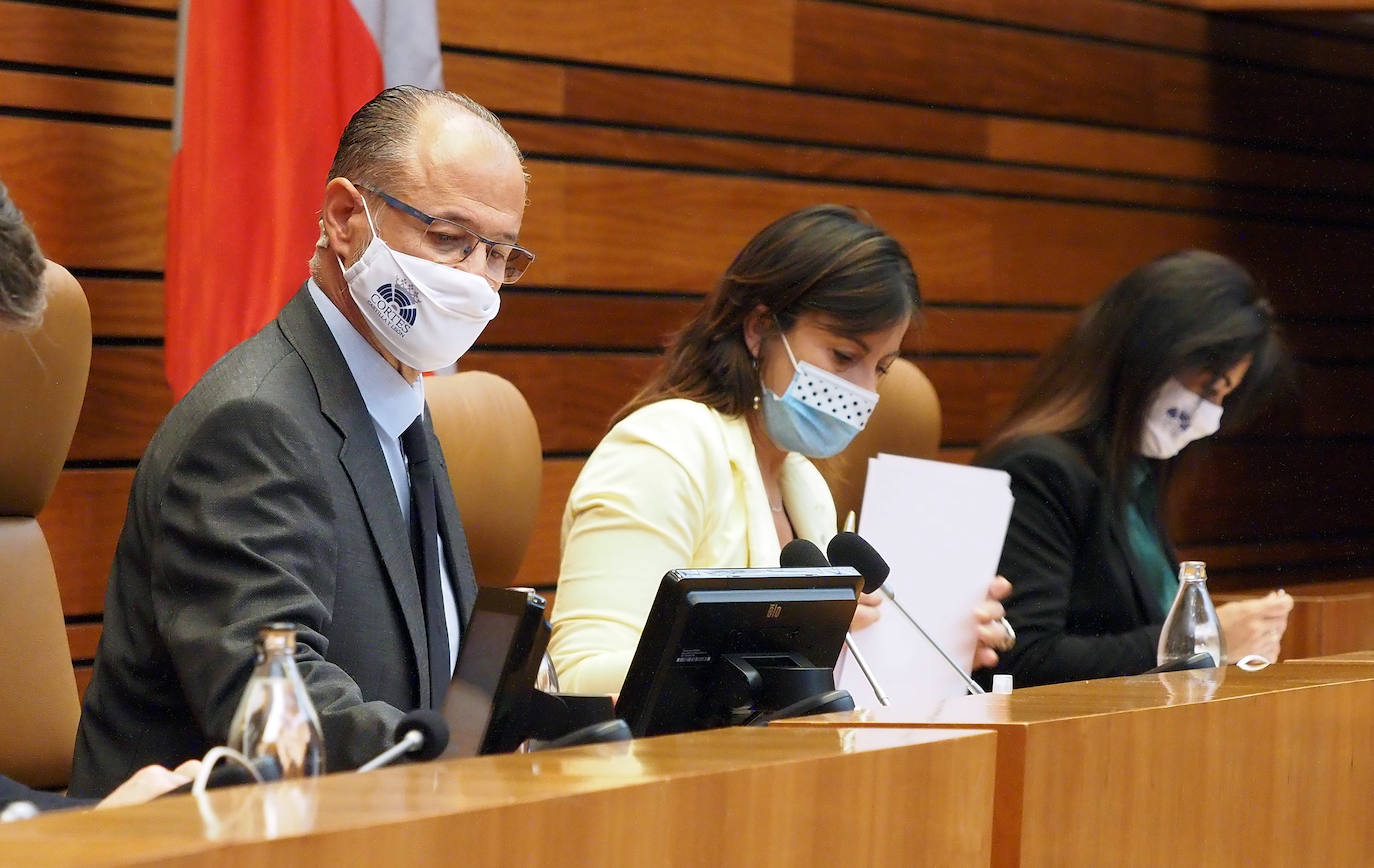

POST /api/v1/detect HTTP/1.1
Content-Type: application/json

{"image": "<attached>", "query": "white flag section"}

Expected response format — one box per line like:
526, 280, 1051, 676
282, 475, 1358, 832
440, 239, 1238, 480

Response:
837, 454, 1014, 714
350, 0, 444, 88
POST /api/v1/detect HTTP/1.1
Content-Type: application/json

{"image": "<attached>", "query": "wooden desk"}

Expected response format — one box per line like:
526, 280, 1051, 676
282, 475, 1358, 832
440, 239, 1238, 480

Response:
774, 663, 1374, 867
0, 726, 997, 867
1292, 648, 1374, 663
1216, 578, 1374, 660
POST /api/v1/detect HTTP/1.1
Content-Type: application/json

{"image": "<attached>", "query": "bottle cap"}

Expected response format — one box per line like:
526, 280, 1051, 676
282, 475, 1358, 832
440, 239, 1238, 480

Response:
992, 674, 1013, 694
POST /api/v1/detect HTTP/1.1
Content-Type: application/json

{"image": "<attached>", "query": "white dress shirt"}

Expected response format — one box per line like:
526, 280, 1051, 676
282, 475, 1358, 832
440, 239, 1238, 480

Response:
307, 281, 460, 675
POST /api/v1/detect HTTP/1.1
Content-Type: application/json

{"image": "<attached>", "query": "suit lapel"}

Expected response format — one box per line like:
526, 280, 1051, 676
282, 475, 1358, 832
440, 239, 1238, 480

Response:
277, 287, 433, 706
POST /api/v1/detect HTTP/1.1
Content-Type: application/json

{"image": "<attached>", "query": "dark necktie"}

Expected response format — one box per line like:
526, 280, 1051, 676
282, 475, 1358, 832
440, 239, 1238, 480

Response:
401, 418, 449, 708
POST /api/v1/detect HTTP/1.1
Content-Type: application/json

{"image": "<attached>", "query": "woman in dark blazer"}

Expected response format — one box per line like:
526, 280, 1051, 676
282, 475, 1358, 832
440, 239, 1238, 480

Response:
975, 250, 1293, 687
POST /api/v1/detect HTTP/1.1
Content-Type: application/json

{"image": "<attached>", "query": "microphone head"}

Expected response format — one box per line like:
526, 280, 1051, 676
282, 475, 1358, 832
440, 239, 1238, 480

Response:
395, 709, 450, 761
779, 538, 830, 569
826, 532, 890, 594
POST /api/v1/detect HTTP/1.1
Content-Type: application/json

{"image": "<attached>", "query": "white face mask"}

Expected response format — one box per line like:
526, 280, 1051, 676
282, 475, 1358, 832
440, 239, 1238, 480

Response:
338, 199, 500, 373
1139, 377, 1223, 460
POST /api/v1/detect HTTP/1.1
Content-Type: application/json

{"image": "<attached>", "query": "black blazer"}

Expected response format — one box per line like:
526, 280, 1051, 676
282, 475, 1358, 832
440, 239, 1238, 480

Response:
974, 434, 1171, 687
70, 288, 477, 797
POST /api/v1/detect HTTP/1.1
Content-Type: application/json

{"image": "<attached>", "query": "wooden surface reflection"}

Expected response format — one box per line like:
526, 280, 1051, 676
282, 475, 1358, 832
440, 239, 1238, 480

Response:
774, 662, 1374, 867
1294, 649, 1374, 663
0, 726, 996, 867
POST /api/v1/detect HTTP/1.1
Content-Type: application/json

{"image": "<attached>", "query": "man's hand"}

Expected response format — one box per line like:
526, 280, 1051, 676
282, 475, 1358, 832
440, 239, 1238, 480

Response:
96, 760, 202, 810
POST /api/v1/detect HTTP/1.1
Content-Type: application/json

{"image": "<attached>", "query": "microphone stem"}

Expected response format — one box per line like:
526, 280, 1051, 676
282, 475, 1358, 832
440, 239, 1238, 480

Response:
844, 633, 890, 705
357, 730, 422, 772
880, 587, 987, 695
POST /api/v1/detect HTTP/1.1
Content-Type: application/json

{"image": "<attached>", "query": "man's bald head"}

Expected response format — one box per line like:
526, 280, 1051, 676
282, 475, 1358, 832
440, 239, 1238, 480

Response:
327, 86, 525, 195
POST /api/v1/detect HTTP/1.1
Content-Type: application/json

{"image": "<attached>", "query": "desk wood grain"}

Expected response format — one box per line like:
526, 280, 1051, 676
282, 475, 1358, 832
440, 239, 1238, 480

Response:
0, 727, 997, 868
774, 663, 1374, 867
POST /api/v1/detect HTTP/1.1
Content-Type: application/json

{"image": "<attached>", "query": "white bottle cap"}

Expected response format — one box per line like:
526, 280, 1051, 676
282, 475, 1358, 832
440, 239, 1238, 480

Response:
992, 674, 1013, 695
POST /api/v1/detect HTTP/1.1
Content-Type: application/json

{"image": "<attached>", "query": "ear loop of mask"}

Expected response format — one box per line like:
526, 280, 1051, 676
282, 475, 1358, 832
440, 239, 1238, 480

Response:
334, 194, 381, 274
771, 315, 800, 376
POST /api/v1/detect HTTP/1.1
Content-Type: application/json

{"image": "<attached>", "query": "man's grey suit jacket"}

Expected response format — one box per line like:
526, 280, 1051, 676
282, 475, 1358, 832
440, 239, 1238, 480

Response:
69, 287, 476, 797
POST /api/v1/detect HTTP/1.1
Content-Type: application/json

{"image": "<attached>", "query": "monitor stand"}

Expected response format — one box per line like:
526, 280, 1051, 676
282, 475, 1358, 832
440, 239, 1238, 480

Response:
704, 652, 854, 728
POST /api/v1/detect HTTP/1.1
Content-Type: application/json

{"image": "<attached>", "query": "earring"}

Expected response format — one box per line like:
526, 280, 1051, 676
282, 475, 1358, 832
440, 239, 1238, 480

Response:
753, 392, 761, 411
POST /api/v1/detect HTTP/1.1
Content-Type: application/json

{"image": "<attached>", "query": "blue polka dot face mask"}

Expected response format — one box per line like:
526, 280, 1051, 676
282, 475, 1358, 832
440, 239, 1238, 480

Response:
758, 328, 879, 458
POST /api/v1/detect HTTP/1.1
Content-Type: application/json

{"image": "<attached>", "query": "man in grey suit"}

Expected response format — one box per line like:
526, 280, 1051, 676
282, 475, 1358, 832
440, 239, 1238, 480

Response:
69, 86, 536, 797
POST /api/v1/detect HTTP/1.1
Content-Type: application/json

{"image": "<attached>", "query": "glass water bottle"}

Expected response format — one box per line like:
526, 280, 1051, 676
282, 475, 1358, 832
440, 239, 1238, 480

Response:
1156, 561, 1226, 668
227, 623, 325, 779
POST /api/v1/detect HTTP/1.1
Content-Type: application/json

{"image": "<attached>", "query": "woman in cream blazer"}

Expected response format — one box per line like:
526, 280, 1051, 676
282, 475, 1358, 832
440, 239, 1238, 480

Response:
550, 206, 1011, 695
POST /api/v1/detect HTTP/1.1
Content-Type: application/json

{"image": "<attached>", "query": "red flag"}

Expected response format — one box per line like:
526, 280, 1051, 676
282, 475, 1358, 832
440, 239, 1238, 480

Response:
165, 0, 442, 398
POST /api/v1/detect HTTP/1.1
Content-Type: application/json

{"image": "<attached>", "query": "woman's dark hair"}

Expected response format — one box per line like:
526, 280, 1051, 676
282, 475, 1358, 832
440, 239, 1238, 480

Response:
615, 204, 919, 423
979, 249, 1287, 506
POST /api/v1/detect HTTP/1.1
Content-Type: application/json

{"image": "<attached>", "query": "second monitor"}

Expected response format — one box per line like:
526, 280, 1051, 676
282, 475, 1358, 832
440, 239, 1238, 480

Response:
616, 567, 863, 737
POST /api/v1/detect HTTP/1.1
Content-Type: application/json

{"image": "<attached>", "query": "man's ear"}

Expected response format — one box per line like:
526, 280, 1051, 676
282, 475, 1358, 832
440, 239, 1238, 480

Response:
320, 178, 367, 264
743, 304, 773, 360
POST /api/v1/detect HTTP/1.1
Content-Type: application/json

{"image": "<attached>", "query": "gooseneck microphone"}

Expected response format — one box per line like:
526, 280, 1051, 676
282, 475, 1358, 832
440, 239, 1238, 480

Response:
826, 532, 987, 696
357, 709, 450, 772
779, 539, 891, 706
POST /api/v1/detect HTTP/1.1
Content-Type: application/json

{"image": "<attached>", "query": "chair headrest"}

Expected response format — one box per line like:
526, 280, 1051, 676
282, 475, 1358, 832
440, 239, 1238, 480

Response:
0, 262, 91, 517
425, 370, 542, 587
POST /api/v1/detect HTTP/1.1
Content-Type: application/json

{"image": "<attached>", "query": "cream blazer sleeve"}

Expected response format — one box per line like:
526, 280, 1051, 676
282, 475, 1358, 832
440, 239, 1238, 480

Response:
549, 399, 837, 695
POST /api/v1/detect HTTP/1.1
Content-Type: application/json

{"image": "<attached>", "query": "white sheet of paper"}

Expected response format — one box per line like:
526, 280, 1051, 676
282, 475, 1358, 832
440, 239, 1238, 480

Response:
836, 453, 1014, 713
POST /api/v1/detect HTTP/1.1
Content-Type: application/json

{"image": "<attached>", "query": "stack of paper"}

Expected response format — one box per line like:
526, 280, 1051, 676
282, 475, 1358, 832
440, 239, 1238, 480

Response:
836, 453, 1014, 713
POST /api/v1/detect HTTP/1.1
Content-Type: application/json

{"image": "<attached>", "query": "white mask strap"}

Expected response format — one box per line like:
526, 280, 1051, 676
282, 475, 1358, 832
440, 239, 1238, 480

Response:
771, 316, 800, 369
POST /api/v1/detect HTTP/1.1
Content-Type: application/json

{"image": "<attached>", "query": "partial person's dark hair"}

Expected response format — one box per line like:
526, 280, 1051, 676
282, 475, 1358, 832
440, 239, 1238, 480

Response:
616, 204, 919, 424
327, 85, 525, 191
978, 249, 1287, 506
0, 180, 47, 329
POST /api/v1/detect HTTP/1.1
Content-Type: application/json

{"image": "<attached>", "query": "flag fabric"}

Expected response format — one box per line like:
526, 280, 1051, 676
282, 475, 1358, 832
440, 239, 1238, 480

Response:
165, 0, 443, 398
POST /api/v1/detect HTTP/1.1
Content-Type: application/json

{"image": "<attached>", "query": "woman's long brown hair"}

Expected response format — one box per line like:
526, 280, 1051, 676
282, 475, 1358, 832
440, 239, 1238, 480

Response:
614, 204, 919, 425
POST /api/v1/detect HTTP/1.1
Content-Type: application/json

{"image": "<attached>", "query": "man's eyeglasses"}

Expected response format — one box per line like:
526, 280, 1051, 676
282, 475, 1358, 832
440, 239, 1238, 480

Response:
356, 183, 535, 285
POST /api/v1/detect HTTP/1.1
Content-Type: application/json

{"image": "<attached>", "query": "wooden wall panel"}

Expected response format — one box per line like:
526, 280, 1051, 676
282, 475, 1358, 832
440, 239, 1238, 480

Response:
794, 0, 1374, 154
439, 0, 797, 84
39, 468, 133, 617
0, 1, 176, 77
4, 0, 1372, 678
0, 118, 169, 270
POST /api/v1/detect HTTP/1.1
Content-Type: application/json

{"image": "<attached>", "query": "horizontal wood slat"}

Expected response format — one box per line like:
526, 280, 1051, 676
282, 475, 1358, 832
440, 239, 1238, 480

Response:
0, 69, 172, 120
66, 622, 102, 660
439, 0, 797, 84
0, 117, 168, 270
70, 347, 172, 462
505, 119, 1374, 225
82, 277, 165, 338
0, 0, 177, 78
39, 468, 131, 616
1170, 440, 1374, 541
793, 0, 1374, 155
448, 52, 1374, 198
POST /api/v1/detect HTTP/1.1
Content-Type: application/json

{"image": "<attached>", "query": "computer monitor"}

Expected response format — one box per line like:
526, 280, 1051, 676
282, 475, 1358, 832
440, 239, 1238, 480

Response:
615, 566, 863, 737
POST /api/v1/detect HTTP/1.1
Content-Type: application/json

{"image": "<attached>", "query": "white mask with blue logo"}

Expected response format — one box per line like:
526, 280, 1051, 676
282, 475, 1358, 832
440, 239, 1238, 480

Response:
1139, 377, 1223, 460
339, 198, 500, 373
758, 328, 880, 458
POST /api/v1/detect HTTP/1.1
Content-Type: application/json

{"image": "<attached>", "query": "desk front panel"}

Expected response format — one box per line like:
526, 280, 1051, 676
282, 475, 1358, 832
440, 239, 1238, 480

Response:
774, 663, 1374, 867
